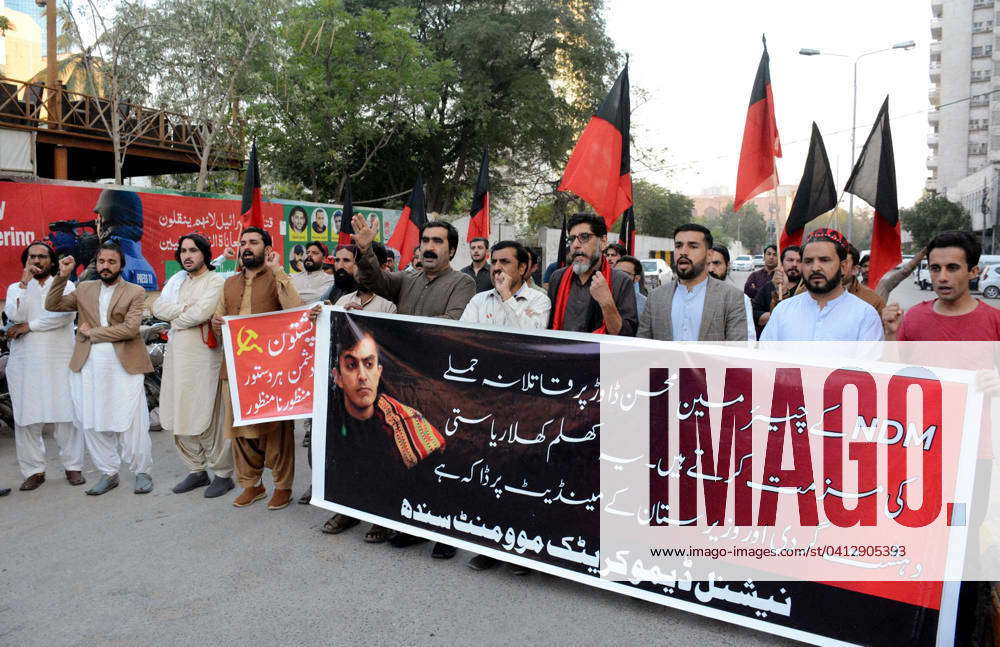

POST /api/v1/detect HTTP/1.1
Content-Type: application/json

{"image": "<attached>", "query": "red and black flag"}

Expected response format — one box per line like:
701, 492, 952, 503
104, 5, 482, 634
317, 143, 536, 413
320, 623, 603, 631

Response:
467, 148, 491, 241
844, 97, 899, 289
387, 176, 427, 270
780, 123, 836, 249
338, 177, 355, 246
734, 35, 782, 212
558, 62, 632, 229
619, 207, 636, 256
240, 141, 263, 229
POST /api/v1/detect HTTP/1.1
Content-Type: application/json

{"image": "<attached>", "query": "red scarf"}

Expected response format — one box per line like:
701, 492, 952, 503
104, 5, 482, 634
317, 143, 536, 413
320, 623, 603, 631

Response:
551, 257, 612, 334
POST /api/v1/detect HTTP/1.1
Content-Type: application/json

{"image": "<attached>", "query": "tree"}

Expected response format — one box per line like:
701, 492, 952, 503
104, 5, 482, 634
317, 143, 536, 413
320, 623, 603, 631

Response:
900, 194, 972, 249
630, 180, 692, 238
61, 0, 161, 183
251, 1, 447, 203
145, 0, 286, 191
700, 201, 766, 252
276, 0, 620, 210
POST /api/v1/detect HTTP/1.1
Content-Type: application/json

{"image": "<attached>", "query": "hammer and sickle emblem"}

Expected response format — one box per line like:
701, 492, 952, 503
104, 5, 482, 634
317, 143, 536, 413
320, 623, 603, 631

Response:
236, 326, 263, 356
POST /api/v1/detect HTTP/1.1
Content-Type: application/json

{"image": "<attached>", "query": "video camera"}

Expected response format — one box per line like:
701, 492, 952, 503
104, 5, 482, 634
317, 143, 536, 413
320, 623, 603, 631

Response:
46, 219, 100, 277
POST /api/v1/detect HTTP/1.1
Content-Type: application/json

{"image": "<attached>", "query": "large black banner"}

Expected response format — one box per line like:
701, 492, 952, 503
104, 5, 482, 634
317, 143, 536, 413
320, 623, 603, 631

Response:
311, 310, 963, 647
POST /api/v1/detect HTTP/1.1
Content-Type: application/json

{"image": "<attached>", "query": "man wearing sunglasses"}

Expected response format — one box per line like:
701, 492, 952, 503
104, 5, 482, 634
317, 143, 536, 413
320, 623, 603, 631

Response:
546, 213, 637, 336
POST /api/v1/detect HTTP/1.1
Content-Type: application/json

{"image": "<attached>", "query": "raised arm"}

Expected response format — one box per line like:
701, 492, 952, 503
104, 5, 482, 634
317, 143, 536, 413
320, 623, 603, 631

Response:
352, 213, 403, 302
29, 281, 76, 331
44, 258, 79, 313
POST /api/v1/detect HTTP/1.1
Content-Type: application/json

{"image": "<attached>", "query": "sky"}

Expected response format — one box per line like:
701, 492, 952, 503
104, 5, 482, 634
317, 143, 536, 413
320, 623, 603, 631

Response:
605, 0, 931, 208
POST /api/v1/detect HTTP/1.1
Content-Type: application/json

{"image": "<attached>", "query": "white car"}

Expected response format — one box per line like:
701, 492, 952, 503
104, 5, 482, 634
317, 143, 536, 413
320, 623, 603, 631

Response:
752, 255, 764, 268
915, 260, 930, 290
641, 258, 672, 289
978, 265, 1000, 299
732, 255, 754, 272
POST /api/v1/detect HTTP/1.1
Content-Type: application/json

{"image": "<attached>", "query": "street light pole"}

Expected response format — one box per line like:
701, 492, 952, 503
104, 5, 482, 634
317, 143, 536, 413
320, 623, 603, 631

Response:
799, 41, 915, 240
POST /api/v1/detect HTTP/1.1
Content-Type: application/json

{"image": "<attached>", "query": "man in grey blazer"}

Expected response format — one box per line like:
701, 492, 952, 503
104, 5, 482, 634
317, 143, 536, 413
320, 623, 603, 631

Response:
637, 224, 747, 342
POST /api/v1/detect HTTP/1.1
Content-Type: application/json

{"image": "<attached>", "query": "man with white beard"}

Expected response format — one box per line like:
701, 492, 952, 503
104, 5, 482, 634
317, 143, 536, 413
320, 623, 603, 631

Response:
46, 242, 155, 495
5, 242, 85, 491
545, 213, 637, 336
151, 234, 233, 498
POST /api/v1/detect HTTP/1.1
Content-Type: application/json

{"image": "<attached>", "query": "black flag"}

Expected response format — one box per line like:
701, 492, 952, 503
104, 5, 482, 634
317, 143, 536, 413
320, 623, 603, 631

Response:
780, 123, 836, 248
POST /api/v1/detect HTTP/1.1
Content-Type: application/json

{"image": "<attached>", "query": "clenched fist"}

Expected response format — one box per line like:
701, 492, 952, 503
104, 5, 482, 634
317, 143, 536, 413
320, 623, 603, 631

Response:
58, 256, 75, 278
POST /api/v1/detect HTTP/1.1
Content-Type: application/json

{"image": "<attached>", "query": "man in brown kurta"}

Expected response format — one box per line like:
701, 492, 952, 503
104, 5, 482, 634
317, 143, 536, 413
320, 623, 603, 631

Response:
211, 227, 303, 510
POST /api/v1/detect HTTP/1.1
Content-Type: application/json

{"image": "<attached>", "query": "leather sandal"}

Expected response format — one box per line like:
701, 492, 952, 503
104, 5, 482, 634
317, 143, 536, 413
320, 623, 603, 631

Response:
322, 514, 360, 535
364, 525, 391, 544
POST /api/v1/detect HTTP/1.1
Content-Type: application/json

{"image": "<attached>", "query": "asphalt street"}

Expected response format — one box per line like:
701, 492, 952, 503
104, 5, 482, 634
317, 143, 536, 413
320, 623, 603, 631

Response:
1, 424, 800, 647
3, 269, 967, 647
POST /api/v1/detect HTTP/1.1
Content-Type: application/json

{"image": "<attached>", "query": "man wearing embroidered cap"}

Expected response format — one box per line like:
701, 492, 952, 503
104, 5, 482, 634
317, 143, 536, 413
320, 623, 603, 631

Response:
759, 228, 883, 342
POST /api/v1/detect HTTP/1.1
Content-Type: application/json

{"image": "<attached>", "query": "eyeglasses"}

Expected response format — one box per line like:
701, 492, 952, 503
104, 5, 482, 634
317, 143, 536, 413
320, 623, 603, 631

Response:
566, 232, 596, 244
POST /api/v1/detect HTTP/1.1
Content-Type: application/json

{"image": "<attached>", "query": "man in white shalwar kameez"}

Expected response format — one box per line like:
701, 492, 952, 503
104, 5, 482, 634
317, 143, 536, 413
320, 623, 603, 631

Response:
46, 243, 155, 496
5, 242, 85, 491
151, 234, 233, 498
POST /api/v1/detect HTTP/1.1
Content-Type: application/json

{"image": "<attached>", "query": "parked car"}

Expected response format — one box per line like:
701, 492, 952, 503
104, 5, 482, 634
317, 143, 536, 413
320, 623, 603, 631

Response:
752, 255, 764, 268
915, 260, 930, 290
732, 255, 754, 272
640, 258, 672, 289
978, 265, 1000, 299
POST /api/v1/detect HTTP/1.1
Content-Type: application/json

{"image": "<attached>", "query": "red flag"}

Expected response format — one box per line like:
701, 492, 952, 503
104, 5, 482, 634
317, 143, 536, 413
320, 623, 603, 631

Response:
467, 148, 490, 241
843, 97, 900, 289
780, 123, 836, 249
619, 207, 636, 256
558, 63, 632, 229
338, 178, 355, 246
240, 141, 263, 229
387, 176, 427, 269
734, 35, 782, 212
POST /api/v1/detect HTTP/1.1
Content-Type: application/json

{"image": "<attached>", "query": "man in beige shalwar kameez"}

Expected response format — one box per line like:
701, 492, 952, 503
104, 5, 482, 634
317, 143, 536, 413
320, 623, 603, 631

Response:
211, 227, 303, 510
152, 234, 233, 498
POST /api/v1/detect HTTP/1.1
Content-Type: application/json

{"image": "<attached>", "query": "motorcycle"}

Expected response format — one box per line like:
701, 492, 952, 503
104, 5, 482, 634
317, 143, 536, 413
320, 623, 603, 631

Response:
141, 317, 169, 431
0, 327, 13, 433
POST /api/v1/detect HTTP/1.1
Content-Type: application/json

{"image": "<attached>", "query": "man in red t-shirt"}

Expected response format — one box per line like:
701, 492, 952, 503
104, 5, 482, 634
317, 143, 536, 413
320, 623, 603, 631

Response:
884, 231, 1000, 342
883, 231, 1000, 643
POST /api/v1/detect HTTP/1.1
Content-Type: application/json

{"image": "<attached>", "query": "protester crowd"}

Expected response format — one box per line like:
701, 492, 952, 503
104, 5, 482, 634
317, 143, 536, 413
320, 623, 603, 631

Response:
3, 211, 1000, 594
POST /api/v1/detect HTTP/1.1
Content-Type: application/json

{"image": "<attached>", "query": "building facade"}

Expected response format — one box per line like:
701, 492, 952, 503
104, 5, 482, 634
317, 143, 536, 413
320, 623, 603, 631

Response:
0, 1, 43, 81
928, 0, 999, 193
3, 0, 48, 57
931, 0, 1000, 251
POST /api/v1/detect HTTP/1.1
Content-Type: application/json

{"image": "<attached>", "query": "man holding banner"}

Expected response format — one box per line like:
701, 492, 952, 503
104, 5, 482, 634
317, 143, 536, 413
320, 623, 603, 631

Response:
211, 228, 303, 510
